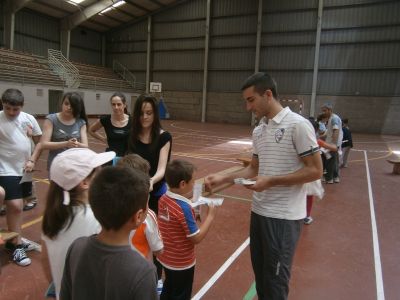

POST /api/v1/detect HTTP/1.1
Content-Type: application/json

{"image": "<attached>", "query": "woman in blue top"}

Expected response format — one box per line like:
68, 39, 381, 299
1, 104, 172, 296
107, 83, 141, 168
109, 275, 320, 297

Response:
41, 92, 88, 170
89, 92, 131, 157
127, 95, 172, 214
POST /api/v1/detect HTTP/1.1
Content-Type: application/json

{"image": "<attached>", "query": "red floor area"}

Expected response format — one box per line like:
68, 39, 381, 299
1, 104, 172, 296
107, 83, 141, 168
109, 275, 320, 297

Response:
1, 120, 399, 300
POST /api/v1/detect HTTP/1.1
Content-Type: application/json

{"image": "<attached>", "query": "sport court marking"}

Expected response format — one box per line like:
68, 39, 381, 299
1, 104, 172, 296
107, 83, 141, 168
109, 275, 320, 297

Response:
192, 151, 386, 300
192, 237, 250, 300
363, 150, 385, 300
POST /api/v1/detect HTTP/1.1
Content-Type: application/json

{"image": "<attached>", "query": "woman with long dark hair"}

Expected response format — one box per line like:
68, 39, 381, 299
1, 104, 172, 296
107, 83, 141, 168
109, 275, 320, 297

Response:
127, 94, 172, 213
89, 92, 131, 157
40, 92, 88, 170
127, 94, 171, 289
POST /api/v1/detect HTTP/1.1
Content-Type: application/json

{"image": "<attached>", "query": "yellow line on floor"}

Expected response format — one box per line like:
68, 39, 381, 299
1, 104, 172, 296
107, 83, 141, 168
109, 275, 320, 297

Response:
22, 216, 43, 229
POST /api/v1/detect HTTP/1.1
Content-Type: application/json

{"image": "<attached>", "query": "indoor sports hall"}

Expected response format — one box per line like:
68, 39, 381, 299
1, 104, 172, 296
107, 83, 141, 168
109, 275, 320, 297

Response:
0, 1, 399, 300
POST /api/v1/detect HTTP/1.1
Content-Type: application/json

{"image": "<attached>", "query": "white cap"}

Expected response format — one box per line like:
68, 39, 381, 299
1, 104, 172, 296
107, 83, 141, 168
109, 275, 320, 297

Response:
50, 148, 116, 204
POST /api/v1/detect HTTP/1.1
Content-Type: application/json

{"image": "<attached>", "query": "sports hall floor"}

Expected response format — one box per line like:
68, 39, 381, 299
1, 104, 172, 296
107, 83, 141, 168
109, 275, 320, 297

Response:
0, 119, 399, 300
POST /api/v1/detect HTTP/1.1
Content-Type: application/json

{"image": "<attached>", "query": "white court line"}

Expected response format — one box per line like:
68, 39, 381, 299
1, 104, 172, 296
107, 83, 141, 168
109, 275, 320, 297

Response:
363, 150, 385, 300
191, 237, 250, 300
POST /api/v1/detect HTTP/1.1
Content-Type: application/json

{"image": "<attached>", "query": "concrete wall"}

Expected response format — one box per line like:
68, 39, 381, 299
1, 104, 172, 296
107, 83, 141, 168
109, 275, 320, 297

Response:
162, 90, 400, 135
0, 81, 137, 116
162, 91, 251, 124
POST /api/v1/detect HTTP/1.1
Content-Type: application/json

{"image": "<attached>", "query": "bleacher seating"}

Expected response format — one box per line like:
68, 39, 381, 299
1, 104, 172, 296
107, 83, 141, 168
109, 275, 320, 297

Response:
0, 48, 64, 87
0, 48, 143, 92
72, 61, 139, 92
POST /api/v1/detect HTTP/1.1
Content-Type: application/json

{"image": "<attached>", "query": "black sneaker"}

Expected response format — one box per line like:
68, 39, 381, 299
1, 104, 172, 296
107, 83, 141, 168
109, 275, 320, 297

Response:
5, 241, 36, 252
12, 247, 31, 266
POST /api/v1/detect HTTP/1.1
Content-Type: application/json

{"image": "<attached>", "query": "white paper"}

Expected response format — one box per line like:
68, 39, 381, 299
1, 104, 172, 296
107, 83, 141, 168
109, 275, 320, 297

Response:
192, 182, 203, 202
19, 172, 33, 184
190, 196, 224, 207
234, 177, 256, 185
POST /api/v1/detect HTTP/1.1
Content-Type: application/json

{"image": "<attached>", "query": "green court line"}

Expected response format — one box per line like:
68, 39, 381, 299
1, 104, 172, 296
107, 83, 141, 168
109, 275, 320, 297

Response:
243, 282, 256, 300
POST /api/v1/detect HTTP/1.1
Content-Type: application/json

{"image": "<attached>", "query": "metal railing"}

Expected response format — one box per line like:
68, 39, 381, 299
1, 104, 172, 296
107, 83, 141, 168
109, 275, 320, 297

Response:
48, 49, 80, 88
112, 60, 146, 91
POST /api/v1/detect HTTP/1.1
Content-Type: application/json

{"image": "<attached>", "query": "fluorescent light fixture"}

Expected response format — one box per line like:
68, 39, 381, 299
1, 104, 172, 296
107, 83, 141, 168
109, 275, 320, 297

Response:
393, 150, 400, 155
228, 140, 252, 145
112, 0, 126, 8
99, 1, 126, 15
68, 0, 85, 3
100, 7, 113, 14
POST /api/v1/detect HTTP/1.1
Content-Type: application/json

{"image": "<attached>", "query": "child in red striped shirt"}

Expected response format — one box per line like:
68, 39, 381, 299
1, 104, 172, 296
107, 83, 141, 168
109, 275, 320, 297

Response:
157, 159, 217, 300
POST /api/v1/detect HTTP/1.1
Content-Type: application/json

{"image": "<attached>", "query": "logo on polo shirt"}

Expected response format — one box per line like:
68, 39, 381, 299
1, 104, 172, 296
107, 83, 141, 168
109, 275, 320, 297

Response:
275, 128, 285, 143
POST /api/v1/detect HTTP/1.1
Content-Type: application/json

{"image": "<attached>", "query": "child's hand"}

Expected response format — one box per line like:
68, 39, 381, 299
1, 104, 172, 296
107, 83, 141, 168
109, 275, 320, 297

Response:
201, 203, 217, 221
66, 138, 79, 148
207, 204, 217, 219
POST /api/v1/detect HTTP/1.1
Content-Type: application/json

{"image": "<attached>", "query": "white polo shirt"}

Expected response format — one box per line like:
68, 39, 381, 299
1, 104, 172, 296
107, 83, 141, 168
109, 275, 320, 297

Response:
0, 111, 42, 176
252, 107, 319, 220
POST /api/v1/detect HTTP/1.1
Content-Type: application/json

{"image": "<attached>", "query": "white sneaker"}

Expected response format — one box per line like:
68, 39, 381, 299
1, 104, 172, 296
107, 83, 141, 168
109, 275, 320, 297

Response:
304, 216, 314, 225
334, 177, 340, 183
157, 279, 163, 295
12, 248, 31, 266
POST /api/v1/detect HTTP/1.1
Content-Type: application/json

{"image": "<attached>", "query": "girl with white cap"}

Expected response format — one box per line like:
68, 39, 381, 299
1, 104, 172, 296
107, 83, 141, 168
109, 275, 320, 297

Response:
41, 148, 115, 299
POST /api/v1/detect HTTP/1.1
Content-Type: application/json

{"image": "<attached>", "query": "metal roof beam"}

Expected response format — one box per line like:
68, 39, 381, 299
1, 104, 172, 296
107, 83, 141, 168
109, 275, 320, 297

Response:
61, 0, 116, 30
5, 0, 32, 13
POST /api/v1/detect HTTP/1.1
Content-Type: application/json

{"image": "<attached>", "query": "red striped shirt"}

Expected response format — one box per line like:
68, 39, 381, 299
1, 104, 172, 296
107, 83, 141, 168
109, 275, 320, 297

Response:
157, 191, 199, 270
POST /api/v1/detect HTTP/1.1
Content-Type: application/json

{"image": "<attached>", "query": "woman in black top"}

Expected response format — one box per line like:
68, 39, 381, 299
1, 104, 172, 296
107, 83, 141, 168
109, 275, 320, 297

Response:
127, 94, 172, 214
89, 92, 131, 157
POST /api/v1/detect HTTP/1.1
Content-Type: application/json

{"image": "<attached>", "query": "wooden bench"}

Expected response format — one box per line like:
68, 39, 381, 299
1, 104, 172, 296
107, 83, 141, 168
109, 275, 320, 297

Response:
387, 159, 400, 174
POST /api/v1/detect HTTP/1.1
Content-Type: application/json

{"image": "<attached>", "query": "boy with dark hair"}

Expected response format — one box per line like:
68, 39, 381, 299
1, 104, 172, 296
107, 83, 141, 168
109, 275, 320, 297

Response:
60, 167, 158, 300
117, 154, 164, 294
0, 88, 42, 266
158, 159, 217, 300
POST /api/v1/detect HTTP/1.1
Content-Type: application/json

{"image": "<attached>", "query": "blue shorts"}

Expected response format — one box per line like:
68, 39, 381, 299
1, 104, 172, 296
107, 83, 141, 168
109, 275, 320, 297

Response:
0, 176, 32, 201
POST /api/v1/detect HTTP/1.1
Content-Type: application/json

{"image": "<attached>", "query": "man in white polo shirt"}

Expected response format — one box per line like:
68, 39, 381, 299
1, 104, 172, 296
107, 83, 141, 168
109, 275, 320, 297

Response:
205, 72, 322, 300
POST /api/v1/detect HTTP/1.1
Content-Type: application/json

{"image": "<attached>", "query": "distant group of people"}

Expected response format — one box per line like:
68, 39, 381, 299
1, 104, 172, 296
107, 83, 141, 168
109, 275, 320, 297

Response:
1, 72, 354, 300
304, 103, 353, 225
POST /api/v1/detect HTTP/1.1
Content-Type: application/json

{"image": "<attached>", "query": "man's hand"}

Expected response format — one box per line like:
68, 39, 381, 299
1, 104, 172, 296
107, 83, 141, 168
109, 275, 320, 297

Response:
204, 174, 227, 193
245, 176, 274, 192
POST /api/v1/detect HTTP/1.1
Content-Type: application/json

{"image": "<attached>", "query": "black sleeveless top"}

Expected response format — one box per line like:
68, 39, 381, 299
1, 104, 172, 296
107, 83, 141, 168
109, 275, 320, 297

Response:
100, 115, 131, 156
130, 131, 172, 194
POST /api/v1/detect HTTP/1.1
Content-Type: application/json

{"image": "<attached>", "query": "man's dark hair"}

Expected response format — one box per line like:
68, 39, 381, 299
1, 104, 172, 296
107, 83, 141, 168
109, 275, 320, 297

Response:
89, 167, 150, 231
240, 72, 279, 99
165, 159, 195, 188
1, 88, 24, 106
